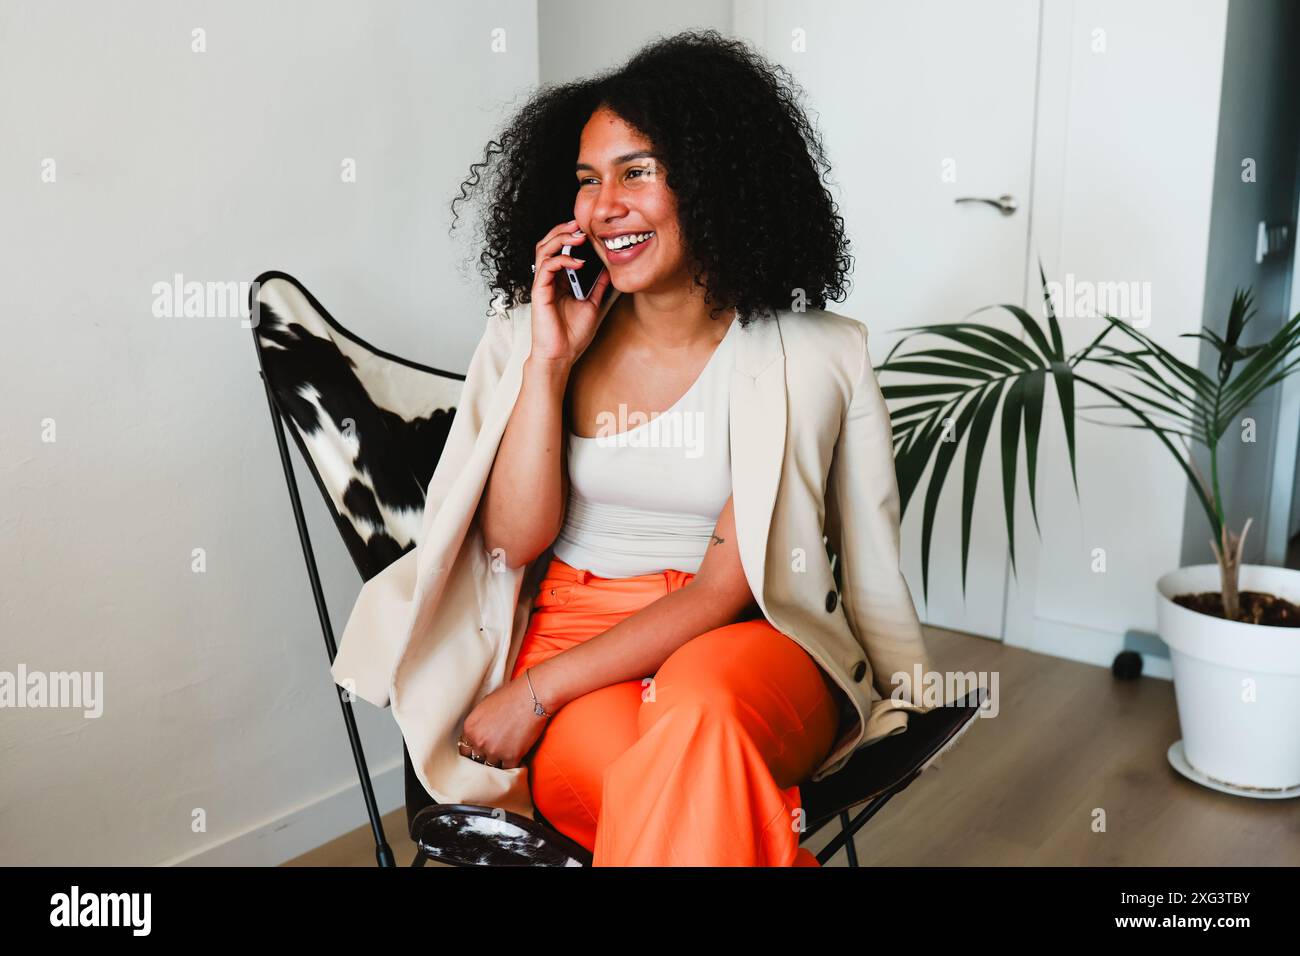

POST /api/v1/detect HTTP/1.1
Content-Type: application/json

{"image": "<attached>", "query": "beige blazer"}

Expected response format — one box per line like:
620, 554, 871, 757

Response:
330, 289, 935, 820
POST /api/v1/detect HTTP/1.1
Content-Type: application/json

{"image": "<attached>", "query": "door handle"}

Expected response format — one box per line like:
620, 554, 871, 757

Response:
954, 194, 1018, 216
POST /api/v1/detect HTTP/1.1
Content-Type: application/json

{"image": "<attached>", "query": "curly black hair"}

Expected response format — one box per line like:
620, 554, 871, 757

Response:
449, 29, 853, 327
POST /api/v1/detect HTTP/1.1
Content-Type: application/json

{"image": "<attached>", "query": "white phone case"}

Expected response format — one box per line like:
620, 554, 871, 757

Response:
561, 243, 596, 300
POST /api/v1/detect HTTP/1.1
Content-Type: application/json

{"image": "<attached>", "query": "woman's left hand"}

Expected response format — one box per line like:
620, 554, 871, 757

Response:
458, 676, 551, 769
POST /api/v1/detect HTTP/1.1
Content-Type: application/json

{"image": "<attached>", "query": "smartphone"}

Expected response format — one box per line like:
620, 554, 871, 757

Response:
561, 242, 606, 300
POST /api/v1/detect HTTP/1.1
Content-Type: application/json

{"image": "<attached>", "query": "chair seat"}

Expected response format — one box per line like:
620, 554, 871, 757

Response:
412, 804, 591, 867
800, 688, 985, 833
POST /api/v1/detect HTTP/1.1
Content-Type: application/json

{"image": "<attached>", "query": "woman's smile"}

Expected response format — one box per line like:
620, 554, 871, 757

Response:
601, 231, 656, 265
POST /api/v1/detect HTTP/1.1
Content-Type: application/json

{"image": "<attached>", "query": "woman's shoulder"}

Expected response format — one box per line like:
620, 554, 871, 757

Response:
474, 298, 530, 353
772, 306, 868, 375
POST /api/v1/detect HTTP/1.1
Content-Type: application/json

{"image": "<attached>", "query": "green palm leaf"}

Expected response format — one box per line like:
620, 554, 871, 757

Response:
919, 388, 983, 604
960, 379, 1007, 593
876, 262, 1300, 608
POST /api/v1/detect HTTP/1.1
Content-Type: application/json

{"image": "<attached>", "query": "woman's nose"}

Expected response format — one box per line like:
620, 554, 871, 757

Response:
590, 183, 629, 223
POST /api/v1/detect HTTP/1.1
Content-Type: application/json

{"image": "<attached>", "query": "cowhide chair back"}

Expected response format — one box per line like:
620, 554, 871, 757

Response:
250, 272, 463, 582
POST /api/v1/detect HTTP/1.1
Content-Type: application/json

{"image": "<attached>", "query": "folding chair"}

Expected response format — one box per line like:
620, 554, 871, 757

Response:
248, 270, 985, 867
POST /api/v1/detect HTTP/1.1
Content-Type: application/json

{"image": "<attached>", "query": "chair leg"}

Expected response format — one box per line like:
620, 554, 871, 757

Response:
411, 848, 427, 867
839, 810, 860, 867
261, 375, 395, 868
814, 794, 894, 865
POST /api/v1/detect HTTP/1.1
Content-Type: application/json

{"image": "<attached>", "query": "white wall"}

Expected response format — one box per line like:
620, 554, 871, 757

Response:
0, 0, 538, 865
538, 0, 732, 85
1006, 0, 1230, 672
1193, 0, 1300, 568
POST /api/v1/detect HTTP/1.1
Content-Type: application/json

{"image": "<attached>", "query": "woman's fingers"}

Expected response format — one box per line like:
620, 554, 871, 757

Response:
534, 223, 587, 272
532, 256, 586, 301
529, 219, 599, 363
534, 217, 577, 248
459, 736, 495, 765
534, 220, 584, 256
532, 249, 588, 300
532, 221, 587, 293
543, 254, 586, 272
535, 237, 586, 272
460, 726, 514, 768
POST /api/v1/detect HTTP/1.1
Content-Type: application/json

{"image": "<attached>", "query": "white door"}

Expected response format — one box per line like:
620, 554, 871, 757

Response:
736, 0, 1042, 640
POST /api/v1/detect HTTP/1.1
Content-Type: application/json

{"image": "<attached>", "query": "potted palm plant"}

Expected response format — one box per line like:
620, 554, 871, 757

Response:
877, 267, 1300, 798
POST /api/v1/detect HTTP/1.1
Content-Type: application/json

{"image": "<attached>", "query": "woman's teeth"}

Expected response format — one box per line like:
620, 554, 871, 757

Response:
603, 231, 654, 250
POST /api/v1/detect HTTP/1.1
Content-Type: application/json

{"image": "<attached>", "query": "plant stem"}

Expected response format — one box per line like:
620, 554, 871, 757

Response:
1207, 399, 1241, 618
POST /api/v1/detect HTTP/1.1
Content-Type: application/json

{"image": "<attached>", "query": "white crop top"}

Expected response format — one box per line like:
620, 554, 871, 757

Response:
552, 315, 739, 578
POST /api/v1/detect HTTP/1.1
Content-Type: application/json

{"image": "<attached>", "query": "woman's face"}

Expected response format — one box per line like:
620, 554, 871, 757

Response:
574, 108, 686, 294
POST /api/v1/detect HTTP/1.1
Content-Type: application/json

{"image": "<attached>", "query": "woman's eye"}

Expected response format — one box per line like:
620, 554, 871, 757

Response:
578, 168, 650, 187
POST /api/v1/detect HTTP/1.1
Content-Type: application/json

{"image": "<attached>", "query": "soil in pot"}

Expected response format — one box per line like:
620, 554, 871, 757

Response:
1173, 590, 1300, 627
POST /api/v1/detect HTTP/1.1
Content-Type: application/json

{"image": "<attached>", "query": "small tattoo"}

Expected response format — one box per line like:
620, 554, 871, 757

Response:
711, 534, 725, 546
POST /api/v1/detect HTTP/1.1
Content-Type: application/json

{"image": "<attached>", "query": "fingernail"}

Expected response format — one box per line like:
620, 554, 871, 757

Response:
574, 228, 584, 236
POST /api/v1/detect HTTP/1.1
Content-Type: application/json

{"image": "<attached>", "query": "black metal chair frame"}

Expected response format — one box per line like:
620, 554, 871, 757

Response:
250, 270, 985, 868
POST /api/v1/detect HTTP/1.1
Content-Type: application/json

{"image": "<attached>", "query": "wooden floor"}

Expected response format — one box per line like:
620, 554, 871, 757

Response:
286, 627, 1300, 867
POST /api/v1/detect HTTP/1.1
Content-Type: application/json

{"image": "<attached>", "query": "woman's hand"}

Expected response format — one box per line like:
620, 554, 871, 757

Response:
529, 218, 613, 369
458, 675, 551, 770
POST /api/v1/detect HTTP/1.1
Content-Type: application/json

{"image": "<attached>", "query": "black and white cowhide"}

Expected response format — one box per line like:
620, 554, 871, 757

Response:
251, 274, 465, 582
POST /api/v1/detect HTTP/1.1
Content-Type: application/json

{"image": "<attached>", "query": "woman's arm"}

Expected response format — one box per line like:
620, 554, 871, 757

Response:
524, 494, 757, 710
476, 355, 572, 570
829, 320, 932, 688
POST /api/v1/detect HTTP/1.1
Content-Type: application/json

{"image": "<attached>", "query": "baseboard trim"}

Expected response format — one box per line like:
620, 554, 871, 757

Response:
161, 758, 406, 867
1011, 616, 1174, 681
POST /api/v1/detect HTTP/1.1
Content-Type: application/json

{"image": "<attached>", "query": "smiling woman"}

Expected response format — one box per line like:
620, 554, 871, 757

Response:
434, 28, 907, 868
449, 29, 851, 327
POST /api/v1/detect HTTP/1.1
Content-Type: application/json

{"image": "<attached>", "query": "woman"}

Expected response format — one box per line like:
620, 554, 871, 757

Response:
444, 30, 930, 867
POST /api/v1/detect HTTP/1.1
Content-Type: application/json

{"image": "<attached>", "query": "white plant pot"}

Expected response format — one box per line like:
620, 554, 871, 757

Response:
1156, 564, 1300, 798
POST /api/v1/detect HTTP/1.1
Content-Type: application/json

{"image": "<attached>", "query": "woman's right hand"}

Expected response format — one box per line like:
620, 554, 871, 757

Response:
529, 218, 613, 369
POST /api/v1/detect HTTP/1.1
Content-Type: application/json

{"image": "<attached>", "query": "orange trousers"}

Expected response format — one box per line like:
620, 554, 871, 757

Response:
509, 554, 842, 867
